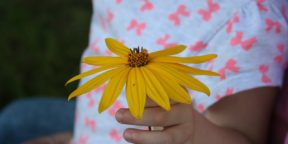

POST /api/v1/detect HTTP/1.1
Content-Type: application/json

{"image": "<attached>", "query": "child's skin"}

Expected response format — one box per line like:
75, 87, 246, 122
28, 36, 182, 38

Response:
116, 87, 277, 144
25, 87, 277, 144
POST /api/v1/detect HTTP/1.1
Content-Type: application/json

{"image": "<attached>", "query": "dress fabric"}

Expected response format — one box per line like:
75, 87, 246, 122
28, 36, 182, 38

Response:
72, 0, 288, 143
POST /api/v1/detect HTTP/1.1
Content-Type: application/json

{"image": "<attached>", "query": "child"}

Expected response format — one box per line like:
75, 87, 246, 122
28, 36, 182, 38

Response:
69, 0, 288, 143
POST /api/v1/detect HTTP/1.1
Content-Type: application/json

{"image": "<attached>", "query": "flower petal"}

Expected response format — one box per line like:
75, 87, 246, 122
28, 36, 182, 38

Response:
135, 68, 146, 119
82, 56, 127, 66
65, 65, 119, 86
126, 68, 146, 119
151, 54, 217, 64
147, 64, 192, 104
141, 67, 170, 111
105, 38, 130, 57
149, 45, 186, 59
98, 67, 131, 113
68, 66, 128, 100
151, 63, 210, 96
166, 63, 219, 76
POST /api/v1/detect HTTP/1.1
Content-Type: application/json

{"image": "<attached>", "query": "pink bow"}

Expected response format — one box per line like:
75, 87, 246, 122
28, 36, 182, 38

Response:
265, 18, 281, 33
156, 34, 177, 48
98, 15, 106, 31
226, 15, 239, 33
168, 5, 190, 26
85, 117, 97, 132
110, 129, 122, 142
107, 10, 114, 24
274, 43, 285, 64
198, 0, 220, 21
86, 92, 95, 108
140, 0, 153, 12
127, 19, 146, 36
197, 104, 206, 113
78, 135, 88, 144
89, 39, 100, 54
94, 84, 106, 93
259, 64, 271, 83
108, 100, 123, 116
256, 0, 268, 12
230, 31, 257, 51
189, 41, 207, 52
216, 88, 234, 100
219, 59, 240, 80
115, 0, 122, 4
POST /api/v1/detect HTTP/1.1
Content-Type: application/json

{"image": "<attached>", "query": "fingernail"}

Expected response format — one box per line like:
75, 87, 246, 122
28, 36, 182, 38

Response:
116, 110, 123, 120
125, 131, 133, 139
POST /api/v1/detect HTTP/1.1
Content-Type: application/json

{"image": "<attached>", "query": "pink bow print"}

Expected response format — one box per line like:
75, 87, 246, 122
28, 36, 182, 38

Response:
256, 0, 268, 12
197, 104, 206, 113
197, 0, 220, 22
216, 88, 234, 100
94, 84, 106, 93
230, 31, 257, 51
107, 10, 114, 24
115, 0, 122, 4
226, 15, 239, 34
96, 10, 114, 31
98, 15, 106, 31
189, 41, 207, 52
89, 39, 100, 54
127, 19, 146, 36
168, 5, 190, 26
219, 59, 240, 80
140, 0, 153, 12
85, 117, 97, 132
86, 92, 95, 108
108, 100, 123, 116
265, 18, 281, 33
110, 129, 122, 142
156, 34, 177, 48
259, 64, 271, 83
274, 43, 285, 64
78, 135, 88, 144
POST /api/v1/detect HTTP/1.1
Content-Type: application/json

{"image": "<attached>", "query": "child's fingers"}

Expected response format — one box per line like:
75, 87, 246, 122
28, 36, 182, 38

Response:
116, 104, 191, 127
123, 128, 165, 144
123, 124, 192, 144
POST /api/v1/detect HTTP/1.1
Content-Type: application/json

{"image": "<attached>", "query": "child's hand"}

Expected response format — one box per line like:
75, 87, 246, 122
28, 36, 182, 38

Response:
116, 99, 195, 144
116, 88, 277, 144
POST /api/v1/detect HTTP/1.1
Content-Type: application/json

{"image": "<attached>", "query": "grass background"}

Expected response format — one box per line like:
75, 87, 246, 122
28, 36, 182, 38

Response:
0, 0, 91, 109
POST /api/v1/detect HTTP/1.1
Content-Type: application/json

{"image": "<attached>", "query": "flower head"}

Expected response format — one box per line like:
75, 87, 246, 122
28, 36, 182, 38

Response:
66, 38, 219, 119
128, 47, 149, 67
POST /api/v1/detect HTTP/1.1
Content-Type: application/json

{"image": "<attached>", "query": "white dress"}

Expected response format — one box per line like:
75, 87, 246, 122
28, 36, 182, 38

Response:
72, 0, 288, 143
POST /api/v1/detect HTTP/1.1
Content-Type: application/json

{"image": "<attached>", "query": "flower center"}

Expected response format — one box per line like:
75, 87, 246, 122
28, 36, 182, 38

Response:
128, 47, 149, 67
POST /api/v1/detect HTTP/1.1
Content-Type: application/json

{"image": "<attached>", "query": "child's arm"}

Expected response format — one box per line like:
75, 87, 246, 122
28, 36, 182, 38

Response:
116, 87, 277, 144
199, 87, 277, 144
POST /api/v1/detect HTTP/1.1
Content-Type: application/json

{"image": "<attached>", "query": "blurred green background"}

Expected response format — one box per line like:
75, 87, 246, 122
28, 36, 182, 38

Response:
0, 0, 91, 109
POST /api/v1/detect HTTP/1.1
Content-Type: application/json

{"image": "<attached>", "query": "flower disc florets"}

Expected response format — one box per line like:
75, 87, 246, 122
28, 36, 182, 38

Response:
128, 47, 149, 67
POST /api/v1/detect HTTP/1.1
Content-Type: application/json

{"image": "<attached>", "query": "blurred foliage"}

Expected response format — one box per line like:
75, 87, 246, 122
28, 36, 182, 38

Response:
0, 0, 91, 109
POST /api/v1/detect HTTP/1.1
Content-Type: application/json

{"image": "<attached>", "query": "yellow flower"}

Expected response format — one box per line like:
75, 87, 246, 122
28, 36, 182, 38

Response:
66, 38, 219, 119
